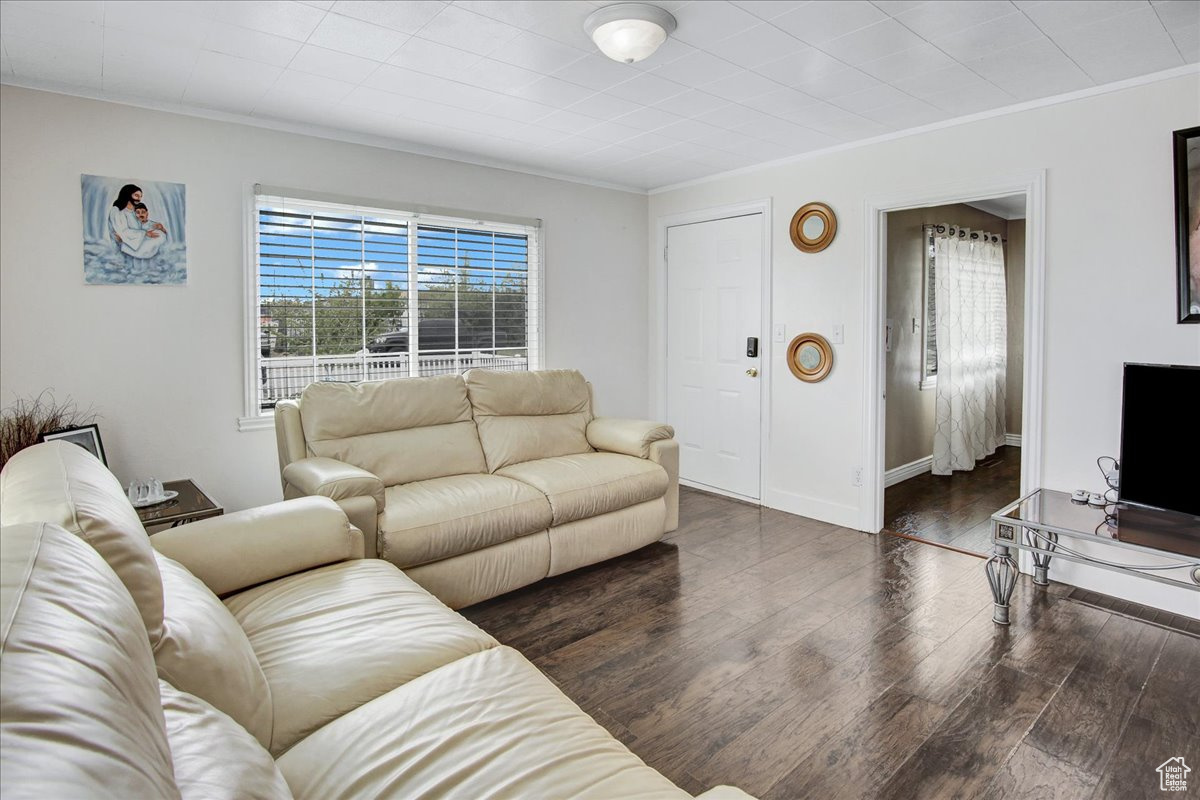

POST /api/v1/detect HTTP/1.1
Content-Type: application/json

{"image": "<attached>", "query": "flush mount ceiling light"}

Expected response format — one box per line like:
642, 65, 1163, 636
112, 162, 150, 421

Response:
584, 3, 678, 64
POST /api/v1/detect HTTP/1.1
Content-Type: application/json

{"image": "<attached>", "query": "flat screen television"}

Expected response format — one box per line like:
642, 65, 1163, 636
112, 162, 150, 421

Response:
1118, 363, 1200, 515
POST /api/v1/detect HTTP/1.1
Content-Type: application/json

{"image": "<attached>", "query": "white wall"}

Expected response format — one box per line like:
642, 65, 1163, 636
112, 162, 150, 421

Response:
650, 74, 1200, 614
0, 86, 649, 511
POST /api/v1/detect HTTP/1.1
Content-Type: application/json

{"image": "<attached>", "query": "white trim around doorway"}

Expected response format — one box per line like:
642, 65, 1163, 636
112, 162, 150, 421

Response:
651, 199, 773, 503
861, 171, 1046, 533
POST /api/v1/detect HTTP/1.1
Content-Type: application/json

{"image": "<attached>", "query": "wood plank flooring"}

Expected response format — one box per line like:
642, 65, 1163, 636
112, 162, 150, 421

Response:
461, 486, 1200, 799
884, 445, 1021, 555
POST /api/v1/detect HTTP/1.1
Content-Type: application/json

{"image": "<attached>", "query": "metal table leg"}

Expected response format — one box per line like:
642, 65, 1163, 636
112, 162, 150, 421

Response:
986, 543, 1019, 625
1026, 527, 1058, 586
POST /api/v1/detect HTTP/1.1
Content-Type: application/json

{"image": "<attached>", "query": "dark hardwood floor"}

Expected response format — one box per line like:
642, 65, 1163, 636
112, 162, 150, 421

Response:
884, 445, 1021, 556
461, 485, 1199, 799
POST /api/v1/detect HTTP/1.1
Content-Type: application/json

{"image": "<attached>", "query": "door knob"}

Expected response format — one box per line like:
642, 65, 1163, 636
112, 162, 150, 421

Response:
746, 368, 758, 377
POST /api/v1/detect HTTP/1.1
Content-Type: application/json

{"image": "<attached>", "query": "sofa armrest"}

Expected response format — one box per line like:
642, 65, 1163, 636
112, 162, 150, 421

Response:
586, 417, 674, 459
588, 417, 679, 534
282, 457, 384, 509
150, 496, 363, 596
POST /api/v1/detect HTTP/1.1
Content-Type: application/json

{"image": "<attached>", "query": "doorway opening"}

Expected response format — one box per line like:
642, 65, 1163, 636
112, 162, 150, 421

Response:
862, 172, 1044, 544
871, 185, 1040, 554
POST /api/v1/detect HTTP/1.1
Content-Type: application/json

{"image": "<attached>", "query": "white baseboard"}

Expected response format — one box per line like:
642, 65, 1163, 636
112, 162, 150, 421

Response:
886, 439, 1019, 487
761, 487, 862, 530
1043, 547, 1200, 620
678, 478, 759, 505
884, 455, 933, 488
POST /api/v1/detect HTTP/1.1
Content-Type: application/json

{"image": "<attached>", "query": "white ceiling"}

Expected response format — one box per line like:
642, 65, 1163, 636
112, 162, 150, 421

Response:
1, 0, 1197, 191
966, 194, 1027, 219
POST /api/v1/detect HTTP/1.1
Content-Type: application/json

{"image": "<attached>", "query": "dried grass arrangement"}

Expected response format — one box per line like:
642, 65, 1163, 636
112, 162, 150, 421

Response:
0, 391, 99, 470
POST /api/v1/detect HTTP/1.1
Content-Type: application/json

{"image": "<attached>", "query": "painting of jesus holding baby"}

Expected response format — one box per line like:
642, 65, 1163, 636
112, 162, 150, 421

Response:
82, 174, 187, 285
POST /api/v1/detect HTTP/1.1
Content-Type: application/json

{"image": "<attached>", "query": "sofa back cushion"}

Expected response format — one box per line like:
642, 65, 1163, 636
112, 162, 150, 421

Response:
0, 442, 165, 647
300, 375, 487, 486
465, 369, 594, 472
1, 523, 180, 799
159, 680, 293, 800
154, 553, 274, 749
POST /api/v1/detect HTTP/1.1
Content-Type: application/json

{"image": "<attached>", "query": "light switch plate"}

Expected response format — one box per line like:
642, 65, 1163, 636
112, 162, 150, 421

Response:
831, 323, 844, 344
773, 323, 786, 343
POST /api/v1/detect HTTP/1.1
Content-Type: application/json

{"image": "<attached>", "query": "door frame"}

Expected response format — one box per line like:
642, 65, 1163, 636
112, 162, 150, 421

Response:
652, 199, 773, 503
861, 170, 1046, 533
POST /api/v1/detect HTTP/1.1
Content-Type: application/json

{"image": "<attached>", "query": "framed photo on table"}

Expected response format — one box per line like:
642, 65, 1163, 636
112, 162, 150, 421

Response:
38, 424, 107, 466
1173, 126, 1200, 323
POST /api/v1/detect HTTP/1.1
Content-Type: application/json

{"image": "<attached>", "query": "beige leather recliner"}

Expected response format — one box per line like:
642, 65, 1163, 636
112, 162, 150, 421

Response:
0, 442, 752, 800
275, 369, 679, 608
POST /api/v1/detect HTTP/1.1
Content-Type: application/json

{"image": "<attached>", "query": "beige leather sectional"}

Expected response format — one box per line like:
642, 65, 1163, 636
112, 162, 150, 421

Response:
0, 442, 752, 799
275, 368, 679, 608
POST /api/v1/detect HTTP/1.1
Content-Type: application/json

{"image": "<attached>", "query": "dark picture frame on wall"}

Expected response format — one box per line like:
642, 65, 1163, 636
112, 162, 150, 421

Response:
37, 424, 107, 466
1173, 125, 1200, 323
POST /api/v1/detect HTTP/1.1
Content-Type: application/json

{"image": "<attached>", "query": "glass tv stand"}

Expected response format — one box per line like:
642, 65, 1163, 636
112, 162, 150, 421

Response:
987, 489, 1200, 625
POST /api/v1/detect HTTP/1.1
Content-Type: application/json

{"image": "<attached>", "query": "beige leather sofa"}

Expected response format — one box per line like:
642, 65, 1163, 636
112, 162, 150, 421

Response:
0, 442, 751, 799
275, 369, 679, 608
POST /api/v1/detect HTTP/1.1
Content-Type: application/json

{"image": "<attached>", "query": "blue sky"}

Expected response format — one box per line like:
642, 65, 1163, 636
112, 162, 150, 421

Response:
258, 210, 528, 302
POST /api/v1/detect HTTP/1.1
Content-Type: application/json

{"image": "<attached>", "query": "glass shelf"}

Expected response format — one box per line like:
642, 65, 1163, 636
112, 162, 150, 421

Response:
996, 489, 1200, 560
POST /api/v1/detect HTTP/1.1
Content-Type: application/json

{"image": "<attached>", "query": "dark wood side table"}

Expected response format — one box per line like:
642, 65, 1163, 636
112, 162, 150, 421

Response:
137, 479, 223, 530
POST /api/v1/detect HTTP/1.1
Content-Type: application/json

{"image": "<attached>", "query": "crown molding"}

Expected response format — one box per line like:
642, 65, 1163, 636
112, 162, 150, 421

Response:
0, 78, 647, 196
4, 61, 1197, 199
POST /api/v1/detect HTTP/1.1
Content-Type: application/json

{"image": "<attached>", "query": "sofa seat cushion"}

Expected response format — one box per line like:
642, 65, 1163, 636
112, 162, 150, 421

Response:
159, 680, 293, 800
378, 474, 552, 568
497, 453, 669, 526
223, 560, 497, 756
276, 646, 690, 800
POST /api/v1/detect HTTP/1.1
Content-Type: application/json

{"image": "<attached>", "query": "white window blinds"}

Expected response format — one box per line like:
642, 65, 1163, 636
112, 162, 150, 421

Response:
252, 193, 540, 412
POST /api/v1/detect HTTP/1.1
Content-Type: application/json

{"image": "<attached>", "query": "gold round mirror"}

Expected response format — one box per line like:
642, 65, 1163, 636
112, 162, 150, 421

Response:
790, 202, 837, 253
786, 332, 833, 382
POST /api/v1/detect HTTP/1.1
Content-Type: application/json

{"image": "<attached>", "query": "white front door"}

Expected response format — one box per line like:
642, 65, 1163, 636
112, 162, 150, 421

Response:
666, 213, 763, 499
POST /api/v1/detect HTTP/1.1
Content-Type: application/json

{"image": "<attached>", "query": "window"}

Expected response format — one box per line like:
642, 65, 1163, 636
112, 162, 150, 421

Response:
246, 192, 540, 418
921, 228, 937, 390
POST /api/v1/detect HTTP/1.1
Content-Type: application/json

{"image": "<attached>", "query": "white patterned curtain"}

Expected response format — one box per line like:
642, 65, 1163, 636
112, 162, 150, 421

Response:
932, 226, 1007, 475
